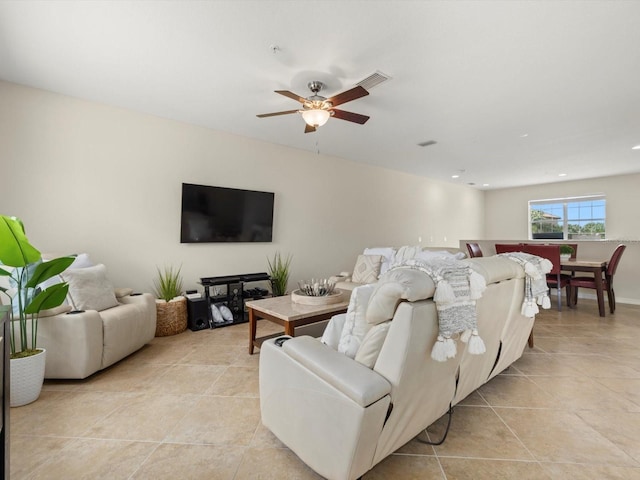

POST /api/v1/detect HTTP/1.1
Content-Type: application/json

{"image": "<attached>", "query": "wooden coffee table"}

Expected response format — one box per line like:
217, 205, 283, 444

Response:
246, 291, 350, 354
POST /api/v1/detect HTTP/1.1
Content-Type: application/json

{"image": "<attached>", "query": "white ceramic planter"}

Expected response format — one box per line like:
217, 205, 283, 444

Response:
560, 253, 571, 262
10, 348, 46, 407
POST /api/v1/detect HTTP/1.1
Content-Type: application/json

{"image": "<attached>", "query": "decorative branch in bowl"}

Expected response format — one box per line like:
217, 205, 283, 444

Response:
297, 279, 336, 297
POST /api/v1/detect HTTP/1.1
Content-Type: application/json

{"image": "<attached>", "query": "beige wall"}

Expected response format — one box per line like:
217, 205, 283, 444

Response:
469, 176, 640, 304
0, 81, 484, 293
483, 175, 640, 241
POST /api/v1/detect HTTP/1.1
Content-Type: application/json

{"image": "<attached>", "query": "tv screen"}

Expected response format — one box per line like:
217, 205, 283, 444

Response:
180, 183, 274, 243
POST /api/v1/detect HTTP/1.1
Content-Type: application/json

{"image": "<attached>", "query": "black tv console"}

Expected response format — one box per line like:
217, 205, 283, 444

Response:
199, 272, 271, 328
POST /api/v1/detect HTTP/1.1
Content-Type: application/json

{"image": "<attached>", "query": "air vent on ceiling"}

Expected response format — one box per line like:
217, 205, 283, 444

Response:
355, 71, 391, 90
418, 140, 437, 147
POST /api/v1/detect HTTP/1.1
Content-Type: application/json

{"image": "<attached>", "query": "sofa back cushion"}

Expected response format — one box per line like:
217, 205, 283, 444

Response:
354, 320, 391, 368
463, 257, 524, 284
337, 284, 376, 358
366, 268, 436, 325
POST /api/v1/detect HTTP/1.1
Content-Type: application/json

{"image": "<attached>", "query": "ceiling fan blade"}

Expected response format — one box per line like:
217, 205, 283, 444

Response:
304, 124, 316, 134
256, 110, 299, 118
331, 109, 370, 124
275, 90, 306, 104
327, 86, 369, 107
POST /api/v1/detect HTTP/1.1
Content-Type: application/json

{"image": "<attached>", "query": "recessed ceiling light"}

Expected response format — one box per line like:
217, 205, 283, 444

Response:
483, 183, 489, 187
559, 173, 567, 177
520, 133, 529, 138
451, 174, 460, 179
632, 145, 640, 150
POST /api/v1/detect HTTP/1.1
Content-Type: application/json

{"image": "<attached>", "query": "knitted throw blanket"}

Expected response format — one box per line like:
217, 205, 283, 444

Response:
388, 258, 487, 362
497, 252, 552, 317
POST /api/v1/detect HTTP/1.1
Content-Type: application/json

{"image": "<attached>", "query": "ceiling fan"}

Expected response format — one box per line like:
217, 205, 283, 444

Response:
256, 81, 370, 133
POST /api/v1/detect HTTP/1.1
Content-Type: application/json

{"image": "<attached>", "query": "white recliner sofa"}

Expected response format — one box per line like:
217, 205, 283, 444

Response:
37, 291, 156, 379
260, 256, 534, 480
32, 255, 156, 379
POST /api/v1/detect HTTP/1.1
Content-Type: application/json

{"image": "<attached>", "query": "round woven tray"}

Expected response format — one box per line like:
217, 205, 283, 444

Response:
155, 297, 188, 336
291, 289, 345, 305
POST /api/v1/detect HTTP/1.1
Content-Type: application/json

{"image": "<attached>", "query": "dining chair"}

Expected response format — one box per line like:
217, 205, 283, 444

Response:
466, 242, 483, 258
569, 244, 626, 314
522, 244, 571, 311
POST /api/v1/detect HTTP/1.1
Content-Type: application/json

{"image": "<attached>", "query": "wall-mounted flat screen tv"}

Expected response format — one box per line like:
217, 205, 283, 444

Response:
180, 183, 274, 243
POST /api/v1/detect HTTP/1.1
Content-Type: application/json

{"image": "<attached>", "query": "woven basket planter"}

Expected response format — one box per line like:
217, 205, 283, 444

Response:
155, 296, 188, 336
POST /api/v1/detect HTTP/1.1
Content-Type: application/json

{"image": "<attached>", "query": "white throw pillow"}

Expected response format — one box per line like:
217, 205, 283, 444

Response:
363, 247, 396, 275
351, 254, 383, 284
338, 284, 376, 358
60, 264, 119, 311
38, 253, 94, 291
355, 321, 391, 368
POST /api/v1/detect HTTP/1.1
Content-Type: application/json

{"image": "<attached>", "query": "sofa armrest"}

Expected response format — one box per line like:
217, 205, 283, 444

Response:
118, 292, 156, 312
280, 336, 391, 407
114, 287, 134, 299
260, 335, 392, 480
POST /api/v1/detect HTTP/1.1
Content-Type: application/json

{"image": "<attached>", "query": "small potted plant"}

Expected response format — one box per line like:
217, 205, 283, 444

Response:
267, 252, 292, 296
0, 215, 74, 406
559, 245, 574, 262
152, 265, 187, 336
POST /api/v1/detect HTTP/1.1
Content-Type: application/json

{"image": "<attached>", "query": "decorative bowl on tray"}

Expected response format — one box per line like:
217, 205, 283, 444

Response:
297, 279, 336, 297
291, 279, 344, 305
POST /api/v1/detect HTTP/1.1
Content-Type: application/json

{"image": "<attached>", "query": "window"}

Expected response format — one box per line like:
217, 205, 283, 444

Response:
529, 195, 606, 240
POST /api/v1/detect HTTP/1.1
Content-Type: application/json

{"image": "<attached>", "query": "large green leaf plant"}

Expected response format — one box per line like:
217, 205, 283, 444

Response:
0, 215, 74, 358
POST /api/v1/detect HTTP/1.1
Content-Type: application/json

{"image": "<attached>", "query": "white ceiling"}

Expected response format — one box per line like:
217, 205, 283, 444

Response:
1, 1, 639, 190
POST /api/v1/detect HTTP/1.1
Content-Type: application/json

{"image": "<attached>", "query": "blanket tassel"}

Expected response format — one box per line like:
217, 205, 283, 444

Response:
469, 271, 486, 299
434, 280, 456, 304
521, 300, 539, 318
431, 335, 457, 362
467, 330, 486, 355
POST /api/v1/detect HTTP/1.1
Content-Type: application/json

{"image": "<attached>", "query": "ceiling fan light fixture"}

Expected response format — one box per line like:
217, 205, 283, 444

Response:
301, 108, 330, 127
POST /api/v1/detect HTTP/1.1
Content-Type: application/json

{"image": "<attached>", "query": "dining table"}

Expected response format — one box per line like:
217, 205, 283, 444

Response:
560, 258, 609, 317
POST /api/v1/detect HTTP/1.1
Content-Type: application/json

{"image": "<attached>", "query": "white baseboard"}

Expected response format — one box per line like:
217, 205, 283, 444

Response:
549, 288, 640, 306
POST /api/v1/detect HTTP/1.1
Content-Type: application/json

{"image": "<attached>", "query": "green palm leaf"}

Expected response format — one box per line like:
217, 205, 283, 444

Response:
25, 283, 70, 314
0, 215, 40, 267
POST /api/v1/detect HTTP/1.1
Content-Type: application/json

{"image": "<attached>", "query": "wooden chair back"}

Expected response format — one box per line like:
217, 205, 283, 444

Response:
495, 243, 523, 254
466, 243, 483, 258
607, 244, 626, 278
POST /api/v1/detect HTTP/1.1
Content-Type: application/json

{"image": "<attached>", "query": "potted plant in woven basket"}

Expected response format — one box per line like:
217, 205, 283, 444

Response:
153, 265, 187, 336
0, 215, 74, 406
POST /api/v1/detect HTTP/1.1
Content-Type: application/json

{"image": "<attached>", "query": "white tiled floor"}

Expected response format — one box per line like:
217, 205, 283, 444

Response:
10, 299, 640, 479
